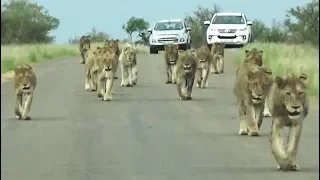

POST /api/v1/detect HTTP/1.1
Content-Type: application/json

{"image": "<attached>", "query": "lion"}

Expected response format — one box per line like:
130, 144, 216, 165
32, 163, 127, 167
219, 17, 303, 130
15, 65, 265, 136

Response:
164, 43, 179, 84
96, 50, 119, 101
244, 48, 263, 66
195, 45, 213, 89
267, 73, 309, 171
84, 46, 103, 91
175, 50, 197, 100
13, 64, 37, 120
210, 42, 225, 74
103, 39, 120, 79
233, 63, 273, 136
79, 35, 91, 64
119, 43, 138, 87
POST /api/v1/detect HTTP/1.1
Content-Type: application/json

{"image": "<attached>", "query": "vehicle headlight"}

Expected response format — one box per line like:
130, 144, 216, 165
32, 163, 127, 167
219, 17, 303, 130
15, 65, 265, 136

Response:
238, 28, 247, 31
151, 39, 156, 43
180, 38, 185, 42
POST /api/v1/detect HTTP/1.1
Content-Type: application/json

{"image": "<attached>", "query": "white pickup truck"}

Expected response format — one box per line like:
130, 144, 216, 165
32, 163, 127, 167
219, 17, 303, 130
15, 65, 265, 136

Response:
147, 19, 191, 54
204, 12, 253, 48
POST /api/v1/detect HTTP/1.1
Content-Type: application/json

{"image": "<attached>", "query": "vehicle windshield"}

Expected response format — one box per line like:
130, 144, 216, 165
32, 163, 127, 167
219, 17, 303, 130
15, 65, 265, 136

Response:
154, 21, 184, 31
212, 15, 245, 24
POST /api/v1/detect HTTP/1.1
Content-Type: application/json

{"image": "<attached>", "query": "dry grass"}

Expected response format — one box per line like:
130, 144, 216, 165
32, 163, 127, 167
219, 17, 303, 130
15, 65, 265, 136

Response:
233, 43, 319, 96
1, 42, 149, 74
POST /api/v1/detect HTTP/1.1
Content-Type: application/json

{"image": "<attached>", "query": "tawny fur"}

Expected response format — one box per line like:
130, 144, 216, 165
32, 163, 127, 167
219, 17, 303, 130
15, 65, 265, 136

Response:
79, 35, 91, 64
244, 48, 263, 66
104, 39, 120, 79
84, 46, 103, 91
210, 42, 225, 74
233, 63, 273, 136
96, 50, 119, 101
164, 43, 179, 84
267, 73, 309, 171
195, 45, 213, 89
13, 64, 37, 120
119, 44, 138, 87
175, 50, 197, 100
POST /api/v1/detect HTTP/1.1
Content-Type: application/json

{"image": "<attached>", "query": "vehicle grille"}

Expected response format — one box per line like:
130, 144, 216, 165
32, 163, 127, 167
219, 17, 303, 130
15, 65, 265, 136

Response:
218, 29, 237, 33
158, 38, 178, 43
218, 35, 237, 39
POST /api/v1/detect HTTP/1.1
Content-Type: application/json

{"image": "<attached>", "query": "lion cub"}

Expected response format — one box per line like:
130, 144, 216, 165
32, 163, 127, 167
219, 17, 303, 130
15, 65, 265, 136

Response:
210, 42, 225, 74
175, 50, 197, 100
13, 64, 37, 120
267, 73, 309, 171
164, 43, 179, 84
119, 44, 138, 87
195, 45, 213, 89
233, 63, 273, 136
97, 49, 119, 101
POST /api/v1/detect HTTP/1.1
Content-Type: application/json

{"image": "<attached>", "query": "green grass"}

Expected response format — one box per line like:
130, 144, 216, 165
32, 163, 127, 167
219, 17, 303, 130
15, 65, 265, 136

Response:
1, 43, 149, 74
233, 43, 319, 96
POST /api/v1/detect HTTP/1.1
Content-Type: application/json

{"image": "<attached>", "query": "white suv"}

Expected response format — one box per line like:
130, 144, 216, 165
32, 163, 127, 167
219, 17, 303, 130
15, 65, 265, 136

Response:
147, 19, 191, 54
204, 12, 253, 48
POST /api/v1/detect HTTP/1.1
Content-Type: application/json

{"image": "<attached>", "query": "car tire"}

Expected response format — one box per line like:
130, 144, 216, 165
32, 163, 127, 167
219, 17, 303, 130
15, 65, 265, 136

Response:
149, 46, 158, 54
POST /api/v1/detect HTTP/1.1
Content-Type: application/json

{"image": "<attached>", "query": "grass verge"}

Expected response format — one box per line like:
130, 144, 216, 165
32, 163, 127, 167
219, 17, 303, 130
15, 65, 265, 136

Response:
1, 43, 149, 74
233, 43, 319, 96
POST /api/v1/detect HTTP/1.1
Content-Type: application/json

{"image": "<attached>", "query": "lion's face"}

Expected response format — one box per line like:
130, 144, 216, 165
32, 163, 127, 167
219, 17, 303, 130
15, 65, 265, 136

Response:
14, 65, 34, 92
213, 43, 225, 55
123, 47, 136, 64
196, 46, 210, 63
165, 44, 179, 65
247, 66, 273, 104
100, 53, 115, 73
82, 44, 91, 54
180, 51, 196, 73
275, 73, 308, 120
104, 40, 119, 54
245, 48, 263, 66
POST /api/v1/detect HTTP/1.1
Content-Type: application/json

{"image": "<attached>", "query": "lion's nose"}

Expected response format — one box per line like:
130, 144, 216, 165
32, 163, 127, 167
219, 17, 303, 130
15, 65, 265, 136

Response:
23, 84, 28, 86
292, 105, 301, 109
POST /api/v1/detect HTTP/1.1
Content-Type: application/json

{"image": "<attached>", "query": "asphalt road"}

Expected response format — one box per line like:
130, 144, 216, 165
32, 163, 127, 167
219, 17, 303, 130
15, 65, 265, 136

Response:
1, 51, 319, 180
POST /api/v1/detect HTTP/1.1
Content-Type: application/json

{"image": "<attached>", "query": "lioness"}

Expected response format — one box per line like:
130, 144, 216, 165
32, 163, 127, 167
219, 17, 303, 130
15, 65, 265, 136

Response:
84, 46, 103, 91
164, 43, 179, 84
96, 50, 119, 101
195, 45, 213, 89
118, 44, 138, 87
210, 42, 225, 74
267, 73, 308, 171
13, 64, 37, 120
175, 50, 197, 100
79, 35, 91, 64
233, 63, 273, 136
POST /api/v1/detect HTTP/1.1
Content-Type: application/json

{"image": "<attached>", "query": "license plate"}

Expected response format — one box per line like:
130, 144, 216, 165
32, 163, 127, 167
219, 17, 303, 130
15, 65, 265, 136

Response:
162, 41, 174, 44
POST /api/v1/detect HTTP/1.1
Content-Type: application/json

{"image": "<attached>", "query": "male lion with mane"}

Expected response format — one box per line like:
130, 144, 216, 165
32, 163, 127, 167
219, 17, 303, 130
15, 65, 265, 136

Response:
164, 43, 179, 84
175, 50, 197, 100
267, 73, 309, 171
13, 64, 37, 120
233, 63, 273, 136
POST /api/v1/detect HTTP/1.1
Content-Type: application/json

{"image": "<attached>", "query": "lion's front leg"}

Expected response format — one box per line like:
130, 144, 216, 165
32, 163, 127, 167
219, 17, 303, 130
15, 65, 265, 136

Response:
210, 60, 218, 74
237, 100, 247, 135
286, 124, 302, 171
131, 64, 138, 85
85, 68, 91, 91
103, 77, 114, 101
219, 56, 224, 73
255, 104, 264, 129
263, 100, 272, 117
186, 75, 195, 100
200, 68, 209, 89
271, 117, 290, 169
166, 64, 172, 84
245, 104, 260, 136
14, 93, 23, 119
21, 93, 33, 120
90, 69, 98, 91
171, 65, 177, 84
196, 69, 202, 88
80, 50, 85, 64
120, 65, 130, 87
97, 75, 105, 100
127, 66, 133, 86
176, 77, 186, 100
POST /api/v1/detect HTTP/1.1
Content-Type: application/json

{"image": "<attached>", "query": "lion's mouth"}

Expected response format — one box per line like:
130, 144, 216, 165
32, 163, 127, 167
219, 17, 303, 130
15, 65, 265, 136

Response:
105, 67, 112, 71
287, 110, 301, 118
252, 96, 262, 101
169, 61, 175, 65
199, 60, 206, 63
22, 87, 30, 90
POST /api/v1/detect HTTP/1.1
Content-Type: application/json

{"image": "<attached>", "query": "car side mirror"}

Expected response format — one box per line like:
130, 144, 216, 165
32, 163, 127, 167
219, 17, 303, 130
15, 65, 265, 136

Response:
147, 28, 152, 33
204, 21, 210, 26
186, 27, 191, 32
247, 20, 253, 25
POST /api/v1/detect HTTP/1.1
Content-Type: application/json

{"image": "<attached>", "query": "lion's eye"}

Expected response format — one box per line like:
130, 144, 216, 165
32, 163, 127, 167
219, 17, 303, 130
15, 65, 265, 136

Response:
285, 92, 291, 96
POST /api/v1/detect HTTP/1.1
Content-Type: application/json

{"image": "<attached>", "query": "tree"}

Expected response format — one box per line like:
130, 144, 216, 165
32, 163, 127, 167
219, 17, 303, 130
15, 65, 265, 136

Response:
122, 17, 149, 42
184, 5, 220, 48
68, 27, 110, 44
1, 0, 60, 44
284, 0, 319, 45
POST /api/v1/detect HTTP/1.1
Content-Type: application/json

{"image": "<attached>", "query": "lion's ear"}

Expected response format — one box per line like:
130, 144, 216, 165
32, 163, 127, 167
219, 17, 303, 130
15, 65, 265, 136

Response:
13, 67, 20, 75
275, 76, 285, 89
115, 39, 119, 42
299, 73, 308, 84
261, 66, 272, 75
245, 49, 249, 56
259, 50, 263, 55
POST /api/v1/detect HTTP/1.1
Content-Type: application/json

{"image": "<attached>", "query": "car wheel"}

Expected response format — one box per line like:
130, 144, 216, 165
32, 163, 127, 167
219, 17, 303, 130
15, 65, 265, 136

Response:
149, 46, 158, 54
